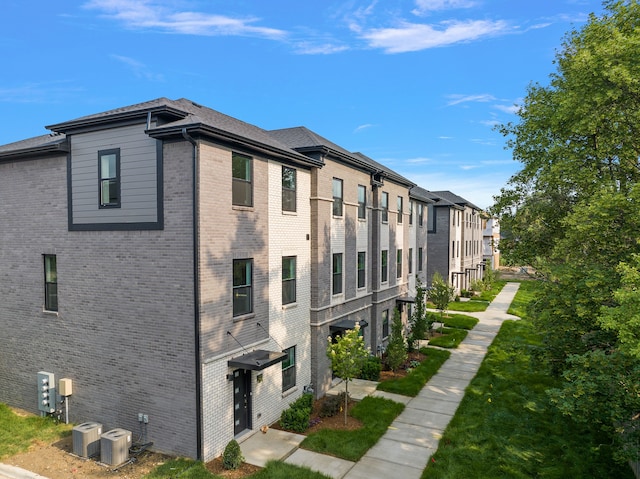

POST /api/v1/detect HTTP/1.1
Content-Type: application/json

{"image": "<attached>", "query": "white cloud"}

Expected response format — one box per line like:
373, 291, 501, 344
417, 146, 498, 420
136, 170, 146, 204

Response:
406, 157, 433, 164
84, 0, 287, 39
110, 54, 164, 81
294, 42, 349, 55
438, 136, 455, 140
446, 93, 496, 106
359, 19, 510, 53
412, 0, 477, 16
494, 104, 519, 114
354, 123, 375, 133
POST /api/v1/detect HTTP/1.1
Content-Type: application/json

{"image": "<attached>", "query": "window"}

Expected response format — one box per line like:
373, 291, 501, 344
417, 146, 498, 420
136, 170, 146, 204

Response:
357, 185, 366, 219
282, 166, 296, 212
381, 192, 389, 222
397, 196, 403, 223
233, 259, 252, 316
282, 346, 296, 392
282, 256, 296, 305
381, 250, 388, 283
332, 253, 343, 294
332, 178, 343, 216
418, 247, 423, 272
99, 149, 120, 208
357, 252, 366, 289
232, 153, 252, 206
382, 310, 389, 338
409, 248, 413, 274
419, 204, 424, 227
44, 255, 58, 312
452, 241, 455, 258
397, 249, 403, 278
427, 204, 435, 231
409, 201, 414, 225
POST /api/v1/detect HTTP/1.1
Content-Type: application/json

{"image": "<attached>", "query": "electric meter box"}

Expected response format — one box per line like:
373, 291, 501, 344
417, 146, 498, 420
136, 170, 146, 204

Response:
37, 371, 55, 413
72, 422, 102, 458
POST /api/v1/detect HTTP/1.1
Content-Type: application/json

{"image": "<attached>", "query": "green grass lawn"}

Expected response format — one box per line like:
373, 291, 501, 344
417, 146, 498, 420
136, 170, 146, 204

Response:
438, 313, 478, 330
421, 322, 633, 478
507, 279, 540, 318
443, 300, 489, 312
0, 404, 72, 460
427, 328, 468, 348
300, 396, 404, 461
377, 347, 451, 396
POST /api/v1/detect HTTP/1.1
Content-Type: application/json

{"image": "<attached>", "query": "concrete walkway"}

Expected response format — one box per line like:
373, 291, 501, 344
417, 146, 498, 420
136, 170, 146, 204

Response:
240, 282, 521, 478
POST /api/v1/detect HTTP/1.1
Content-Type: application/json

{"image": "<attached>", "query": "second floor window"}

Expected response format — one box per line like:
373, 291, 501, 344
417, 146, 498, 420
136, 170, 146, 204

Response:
282, 256, 296, 305
397, 196, 403, 223
233, 259, 252, 316
381, 250, 388, 283
332, 178, 343, 216
409, 248, 413, 274
282, 166, 296, 212
332, 253, 343, 294
232, 153, 252, 206
44, 254, 58, 312
418, 247, 423, 272
358, 185, 366, 219
99, 149, 120, 208
409, 200, 414, 225
382, 192, 389, 223
419, 204, 424, 227
397, 249, 403, 278
357, 251, 366, 289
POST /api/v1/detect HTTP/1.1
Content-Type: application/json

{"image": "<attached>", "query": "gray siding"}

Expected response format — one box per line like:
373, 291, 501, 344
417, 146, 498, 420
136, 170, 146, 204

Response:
70, 123, 160, 225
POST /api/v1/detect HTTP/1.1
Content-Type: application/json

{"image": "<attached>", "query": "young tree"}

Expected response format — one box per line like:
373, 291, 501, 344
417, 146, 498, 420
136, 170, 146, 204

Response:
409, 279, 428, 351
429, 272, 455, 321
326, 324, 369, 425
385, 308, 407, 374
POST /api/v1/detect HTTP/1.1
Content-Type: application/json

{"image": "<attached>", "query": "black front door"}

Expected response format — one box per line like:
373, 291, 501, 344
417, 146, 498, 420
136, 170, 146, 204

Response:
233, 369, 251, 435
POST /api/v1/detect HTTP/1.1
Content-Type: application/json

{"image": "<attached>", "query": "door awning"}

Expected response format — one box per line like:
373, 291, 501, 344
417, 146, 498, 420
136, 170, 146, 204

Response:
228, 350, 287, 371
396, 296, 415, 304
329, 319, 369, 333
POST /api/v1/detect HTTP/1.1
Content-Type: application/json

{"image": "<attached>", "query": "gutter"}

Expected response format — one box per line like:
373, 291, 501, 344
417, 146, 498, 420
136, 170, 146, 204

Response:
181, 127, 203, 461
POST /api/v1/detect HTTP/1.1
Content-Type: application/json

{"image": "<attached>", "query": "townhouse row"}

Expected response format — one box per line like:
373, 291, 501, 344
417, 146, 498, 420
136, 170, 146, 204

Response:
0, 97, 486, 461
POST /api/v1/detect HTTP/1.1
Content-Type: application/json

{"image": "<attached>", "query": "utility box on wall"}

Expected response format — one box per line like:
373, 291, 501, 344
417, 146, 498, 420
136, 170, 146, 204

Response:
100, 428, 131, 466
37, 371, 55, 414
72, 422, 102, 458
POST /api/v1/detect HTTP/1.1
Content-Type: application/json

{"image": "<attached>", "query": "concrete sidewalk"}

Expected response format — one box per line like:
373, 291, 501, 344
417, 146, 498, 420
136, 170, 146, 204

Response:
240, 282, 521, 478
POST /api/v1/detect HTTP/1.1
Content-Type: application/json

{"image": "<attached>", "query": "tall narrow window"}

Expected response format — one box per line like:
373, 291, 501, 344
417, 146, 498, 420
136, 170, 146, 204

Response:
452, 241, 455, 258
332, 253, 343, 294
382, 309, 389, 338
381, 192, 389, 222
397, 249, 403, 278
418, 247, 423, 272
427, 204, 435, 231
357, 185, 366, 219
409, 201, 414, 225
282, 256, 296, 305
282, 346, 296, 392
44, 255, 58, 312
408, 248, 413, 274
282, 166, 296, 212
99, 149, 120, 208
233, 259, 252, 316
332, 178, 343, 216
357, 252, 366, 289
419, 204, 424, 227
381, 250, 388, 283
397, 196, 403, 223
232, 153, 252, 206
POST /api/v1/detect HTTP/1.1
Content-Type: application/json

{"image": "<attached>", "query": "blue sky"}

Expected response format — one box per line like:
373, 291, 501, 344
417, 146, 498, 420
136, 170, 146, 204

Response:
1, 0, 604, 208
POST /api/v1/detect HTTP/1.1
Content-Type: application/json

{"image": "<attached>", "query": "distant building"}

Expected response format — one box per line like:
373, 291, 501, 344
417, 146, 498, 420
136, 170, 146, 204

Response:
482, 216, 501, 269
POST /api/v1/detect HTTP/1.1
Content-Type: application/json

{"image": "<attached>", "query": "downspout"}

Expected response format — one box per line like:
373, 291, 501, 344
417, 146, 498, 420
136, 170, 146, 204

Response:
182, 127, 203, 461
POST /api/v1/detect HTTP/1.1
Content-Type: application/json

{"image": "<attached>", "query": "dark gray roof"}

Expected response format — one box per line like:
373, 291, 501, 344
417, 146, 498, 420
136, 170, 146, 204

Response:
44, 98, 321, 167
351, 152, 414, 187
409, 185, 435, 203
421, 190, 462, 209
430, 190, 480, 210
0, 133, 68, 160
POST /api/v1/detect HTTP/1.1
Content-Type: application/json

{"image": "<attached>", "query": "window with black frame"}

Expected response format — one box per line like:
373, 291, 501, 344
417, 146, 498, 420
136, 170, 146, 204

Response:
282, 256, 296, 305
232, 153, 252, 206
233, 259, 252, 316
44, 254, 58, 312
282, 346, 296, 391
282, 166, 296, 212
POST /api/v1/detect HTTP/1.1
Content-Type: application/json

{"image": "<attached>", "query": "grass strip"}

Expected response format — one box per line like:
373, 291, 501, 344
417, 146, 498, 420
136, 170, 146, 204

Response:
0, 404, 72, 460
507, 279, 539, 318
377, 347, 451, 396
444, 300, 489, 312
427, 328, 468, 349
252, 461, 333, 478
439, 313, 478, 330
421, 319, 633, 479
300, 396, 404, 461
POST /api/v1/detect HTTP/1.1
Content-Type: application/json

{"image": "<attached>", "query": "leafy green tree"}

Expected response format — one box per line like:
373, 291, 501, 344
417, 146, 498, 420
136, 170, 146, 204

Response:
429, 272, 455, 321
408, 279, 428, 351
326, 324, 369, 425
492, 0, 640, 462
385, 308, 407, 373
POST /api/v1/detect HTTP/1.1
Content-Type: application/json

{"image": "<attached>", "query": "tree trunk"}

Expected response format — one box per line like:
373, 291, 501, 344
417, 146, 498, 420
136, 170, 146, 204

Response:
344, 380, 349, 426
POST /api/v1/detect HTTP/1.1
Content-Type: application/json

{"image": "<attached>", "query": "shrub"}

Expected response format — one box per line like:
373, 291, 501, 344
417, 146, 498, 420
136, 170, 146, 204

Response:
279, 393, 313, 432
320, 392, 347, 418
222, 439, 244, 470
359, 355, 381, 381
